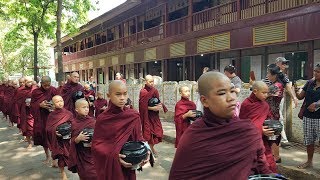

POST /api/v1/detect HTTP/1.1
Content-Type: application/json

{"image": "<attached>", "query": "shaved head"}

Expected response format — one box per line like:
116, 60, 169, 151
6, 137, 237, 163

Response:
25, 76, 33, 82
252, 81, 268, 91
145, 75, 153, 81
41, 76, 51, 83
109, 80, 126, 93
75, 98, 88, 108
145, 75, 154, 88
70, 72, 80, 83
179, 85, 189, 93
52, 95, 63, 102
198, 72, 230, 96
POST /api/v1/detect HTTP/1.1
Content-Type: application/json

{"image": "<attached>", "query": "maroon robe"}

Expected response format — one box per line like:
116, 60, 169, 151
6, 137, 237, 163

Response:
92, 102, 144, 180
61, 82, 83, 116
174, 97, 196, 148
94, 98, 108, 118
12, 86, 27, 128
84, 89, 95, 117
169, 108, 271, 180
3, 85, 15, 117
139, 85, 167, 144
31, 86, 58, 147
0, 84, 5, 112
57, 85, 63, 95
69, 115, 97, 179
9, 88, 19, 123
239, 93, 277, 173
20, 86, 35, 136
46, 108, 73, 167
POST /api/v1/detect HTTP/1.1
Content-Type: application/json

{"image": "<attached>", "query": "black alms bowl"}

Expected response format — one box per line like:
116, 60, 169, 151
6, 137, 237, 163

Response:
56, 122, 72, 139
263, 120, 283, 135
120, 141, 148, 165
73, 91, 84, 102
248, 174, 288, 180
188, 110, 203, 121
148, 97, 160, 107
82, 128, 94, 143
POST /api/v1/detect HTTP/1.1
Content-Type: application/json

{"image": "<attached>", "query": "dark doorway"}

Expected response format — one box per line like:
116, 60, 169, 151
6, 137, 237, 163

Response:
168, 58, 184, 81
285, 52, 308, 80
147, 61, 162, 77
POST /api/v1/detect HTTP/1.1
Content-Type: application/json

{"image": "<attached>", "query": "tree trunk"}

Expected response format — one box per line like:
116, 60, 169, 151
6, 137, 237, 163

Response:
56, 0, 63, 81
33, 33, 39, 82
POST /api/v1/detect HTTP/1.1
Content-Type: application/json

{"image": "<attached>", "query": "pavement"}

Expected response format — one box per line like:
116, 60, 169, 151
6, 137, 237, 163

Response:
2, 111, 320, 180
161, 119, 320, 180
0, 114, 173, 180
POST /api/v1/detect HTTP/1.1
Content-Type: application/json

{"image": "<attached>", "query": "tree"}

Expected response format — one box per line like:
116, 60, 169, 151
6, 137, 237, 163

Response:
56, 0, 94, 81
1, 0, 94, 81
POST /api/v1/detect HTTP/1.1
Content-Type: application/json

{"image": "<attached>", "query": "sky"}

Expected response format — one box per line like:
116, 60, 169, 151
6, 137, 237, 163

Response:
89, 0, 127, 20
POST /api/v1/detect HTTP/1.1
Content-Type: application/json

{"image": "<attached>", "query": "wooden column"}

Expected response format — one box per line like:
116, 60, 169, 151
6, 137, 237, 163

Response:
188, 0, 193, 32
235, 50, 242, 78
182, 57, 186, 80
237, 0, 241, 20
307, 41, 314, 79
163, 3, 168, 38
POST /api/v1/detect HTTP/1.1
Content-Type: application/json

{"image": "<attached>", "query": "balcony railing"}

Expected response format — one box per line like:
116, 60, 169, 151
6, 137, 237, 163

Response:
166, 16, 189, 37
62, 0, 318, 62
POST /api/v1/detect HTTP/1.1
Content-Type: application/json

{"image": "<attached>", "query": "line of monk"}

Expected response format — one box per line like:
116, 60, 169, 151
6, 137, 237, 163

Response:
0, 71, 286, 179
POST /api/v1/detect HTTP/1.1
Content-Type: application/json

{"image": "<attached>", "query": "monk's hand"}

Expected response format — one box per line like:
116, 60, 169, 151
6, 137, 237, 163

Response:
307, 103, 316, 112
119, 154, 133, 168
101, 106, 107, 110
262, 126, 274, 137
40, 100, 48, 108
56, 131, 63, 137
76, 131, 89, 142
187, 110, 196, 118
140, 150, 151, 167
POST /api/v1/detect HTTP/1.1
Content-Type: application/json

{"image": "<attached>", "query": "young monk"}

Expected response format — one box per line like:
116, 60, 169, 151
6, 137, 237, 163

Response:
84, 84, 95, 117
239, 81, 277, 172
139, 75, 167, 156
94, 91, 108, 118
68, 99, 97, 179
92, 80, 150, 180
46, 95, 73, 180
169, 72, 271, 179
174, 86, 196, 148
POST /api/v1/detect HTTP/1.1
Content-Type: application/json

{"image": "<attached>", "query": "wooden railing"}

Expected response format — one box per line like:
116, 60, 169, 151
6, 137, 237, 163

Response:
137, 25, 164, 44
63, 0, 318, 62
166, 16, 189, 37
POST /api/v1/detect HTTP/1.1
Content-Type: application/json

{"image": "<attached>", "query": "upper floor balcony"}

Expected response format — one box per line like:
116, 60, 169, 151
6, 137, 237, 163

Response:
62, 0, 319, 62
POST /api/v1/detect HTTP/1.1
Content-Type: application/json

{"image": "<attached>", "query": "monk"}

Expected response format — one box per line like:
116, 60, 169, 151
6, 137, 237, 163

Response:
139, 75, 167, 156
68, 99, 97, 179
31, 76, 58, 163
84, 84, 95, 117
20, 77, 36, 148
13, 77, 26, 130
57, 81, 65, 95
92, 80, 150, 180
46, 95, 73, 180
239, 81, 277, 172
94, 91, 108, 118
8, 80, 19, 127
174, 86, 196, 148
61, 72, 83, 116
0, 81, 5, 115
3, 80, 15, 125
169, 72, 271, 179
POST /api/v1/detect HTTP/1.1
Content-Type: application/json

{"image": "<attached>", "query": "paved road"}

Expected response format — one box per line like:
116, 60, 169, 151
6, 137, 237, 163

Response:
0, 116, 174, 180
